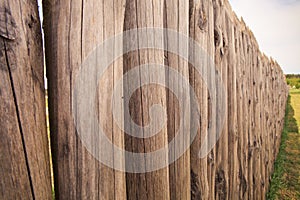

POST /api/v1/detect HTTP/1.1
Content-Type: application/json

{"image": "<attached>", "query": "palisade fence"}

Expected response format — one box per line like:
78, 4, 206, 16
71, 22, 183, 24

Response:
0, 0, 288, 199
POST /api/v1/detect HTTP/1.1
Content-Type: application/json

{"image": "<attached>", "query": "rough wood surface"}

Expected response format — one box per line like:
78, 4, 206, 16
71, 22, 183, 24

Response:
0, 0, 52, 199
189, 1, 213, 199
164, 0, 190, 199
43, 0, 288, 199
123, 0, 170, 199
43, 0, 127, 199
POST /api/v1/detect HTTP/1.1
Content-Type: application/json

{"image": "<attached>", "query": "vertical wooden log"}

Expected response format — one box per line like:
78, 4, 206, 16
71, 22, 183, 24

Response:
259, 54, 266, 199
98, 0, 127, 198
250, 35, 257, 200
43, 0, 126, 199
164, 0, 190, 199
123, 0, 170, 199
240, 27, 250, 200
259, 53, 266, 198
0, 0, 52, 199
214, 1, 229, 199
253, 48, 262, 199
235, 25, 243, 200
189, 0, 214, 199
266, 58, 273, 182
272, 64, 276, 162
233, 18, 244, 200
244, 32, 252, 200
205, 2, 217, 197
224, 6, 238, 200
263, 55, 271, 192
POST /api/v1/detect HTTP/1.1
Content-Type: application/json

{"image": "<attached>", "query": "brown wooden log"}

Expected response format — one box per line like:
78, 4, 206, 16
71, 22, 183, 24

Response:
43, 0, 127, 199
214, 1, 229, 199
123, 0, 170, 199
235, 19, 250, 200
240, 24, 250, 200
226, 15, 238, 200
0, 0, 52, 199
189, 0, 214, 199
164, 0, 190, 199
261, 55, 269, 193
253, 48, 262, 197
246, 31, 254, 200
259, 53, 266, 198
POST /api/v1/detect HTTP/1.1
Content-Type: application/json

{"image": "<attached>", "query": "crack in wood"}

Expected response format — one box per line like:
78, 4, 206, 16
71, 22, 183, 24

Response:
2, 38, 35, 199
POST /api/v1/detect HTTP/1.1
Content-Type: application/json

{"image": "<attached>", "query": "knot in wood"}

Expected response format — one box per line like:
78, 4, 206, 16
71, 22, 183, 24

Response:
197, 7, 207, 31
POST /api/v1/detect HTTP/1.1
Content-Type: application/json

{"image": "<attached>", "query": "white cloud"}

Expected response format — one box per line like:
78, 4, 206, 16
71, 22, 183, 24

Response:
229, 0, 300, 73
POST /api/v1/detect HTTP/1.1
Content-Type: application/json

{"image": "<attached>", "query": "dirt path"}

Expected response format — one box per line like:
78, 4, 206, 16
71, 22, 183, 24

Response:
268, 89, 300, 199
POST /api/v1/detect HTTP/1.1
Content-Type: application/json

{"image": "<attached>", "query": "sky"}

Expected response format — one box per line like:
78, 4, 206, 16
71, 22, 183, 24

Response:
229, 0, 300, 74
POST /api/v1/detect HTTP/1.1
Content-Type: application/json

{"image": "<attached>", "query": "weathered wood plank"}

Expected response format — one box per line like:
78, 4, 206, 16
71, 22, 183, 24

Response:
214, 1, 229, 199
164, 0, 190, 199
0, 0, 52, 199
43, 0, 127, 199
189, 0, 214, 199
123, 0, 170, 199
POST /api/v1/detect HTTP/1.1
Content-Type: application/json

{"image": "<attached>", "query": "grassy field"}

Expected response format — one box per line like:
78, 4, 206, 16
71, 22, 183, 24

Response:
267, 90, 300, 199
290, 89, 300, 129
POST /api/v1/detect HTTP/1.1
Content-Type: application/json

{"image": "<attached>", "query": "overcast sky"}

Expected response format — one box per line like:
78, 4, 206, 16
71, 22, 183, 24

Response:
229, 0, 300, 74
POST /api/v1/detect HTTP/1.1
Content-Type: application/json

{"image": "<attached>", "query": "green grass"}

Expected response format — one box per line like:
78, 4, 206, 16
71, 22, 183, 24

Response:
290, 89, 300, 95
290, 89, 300, 128
267, 93, 300, 200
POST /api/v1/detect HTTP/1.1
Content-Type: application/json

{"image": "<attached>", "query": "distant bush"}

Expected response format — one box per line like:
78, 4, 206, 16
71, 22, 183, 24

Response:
286, 74, 300, 79
286, 74, 300, 87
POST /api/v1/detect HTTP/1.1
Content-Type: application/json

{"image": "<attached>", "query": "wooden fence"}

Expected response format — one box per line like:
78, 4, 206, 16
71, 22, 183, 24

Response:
0, 0, 288, 199
0, 0, 52, 199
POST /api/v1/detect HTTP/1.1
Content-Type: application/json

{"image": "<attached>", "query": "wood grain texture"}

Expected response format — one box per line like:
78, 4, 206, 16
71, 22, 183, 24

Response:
123, 0, 170, 199
0, 0, 52, 199
164, 0, 190, 199
43, 0, 126, 199
190, 0, 288, 199
43, 0, 288, 199
189, 0, 214, 199
214, 1, 229, 199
